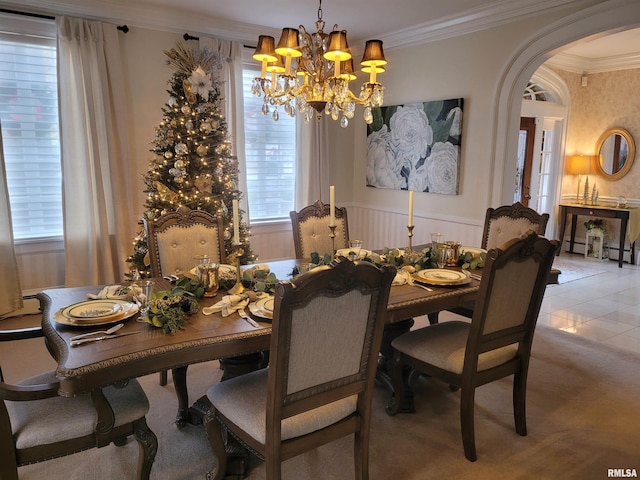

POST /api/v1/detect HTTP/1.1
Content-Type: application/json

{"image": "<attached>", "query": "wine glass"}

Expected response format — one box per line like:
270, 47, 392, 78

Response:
348, 240, 363, 260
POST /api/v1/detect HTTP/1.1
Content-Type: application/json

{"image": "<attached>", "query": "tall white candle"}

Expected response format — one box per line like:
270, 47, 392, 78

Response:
408, 190, 414, 226
329, 185, 335, 226
232, 199, 240, 244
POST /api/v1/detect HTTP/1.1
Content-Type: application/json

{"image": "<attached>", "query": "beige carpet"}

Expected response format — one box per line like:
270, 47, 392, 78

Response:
7, 325, 640, 480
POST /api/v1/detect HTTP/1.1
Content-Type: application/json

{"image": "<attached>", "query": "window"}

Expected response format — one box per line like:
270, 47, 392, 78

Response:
242, 52, 297, 223
0, 13, 62, 241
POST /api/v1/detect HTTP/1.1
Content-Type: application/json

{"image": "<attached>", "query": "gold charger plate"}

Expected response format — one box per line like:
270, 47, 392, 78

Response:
249, 297, 274, 320
56, 300, 139, 327
415, 269, 471, 286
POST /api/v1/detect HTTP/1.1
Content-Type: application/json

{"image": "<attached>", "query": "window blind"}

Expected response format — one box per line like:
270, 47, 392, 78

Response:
0, 14, 62, 241
242, 65, 297, 222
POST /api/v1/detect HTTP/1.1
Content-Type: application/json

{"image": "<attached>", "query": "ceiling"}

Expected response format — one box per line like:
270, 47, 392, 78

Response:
0, 0, 603, 45
2, 0, 639, 70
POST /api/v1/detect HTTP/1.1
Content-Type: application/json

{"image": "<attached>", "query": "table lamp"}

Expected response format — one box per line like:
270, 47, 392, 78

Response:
565, 155, 593, 204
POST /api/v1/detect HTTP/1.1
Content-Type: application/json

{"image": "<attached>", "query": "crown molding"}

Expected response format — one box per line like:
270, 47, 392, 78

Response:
545, 52, 640, 73
376, 0, 594, 49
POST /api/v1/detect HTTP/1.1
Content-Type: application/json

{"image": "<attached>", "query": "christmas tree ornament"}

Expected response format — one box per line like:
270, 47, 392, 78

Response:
196, 144, 208, 157
175, 142, 188, 155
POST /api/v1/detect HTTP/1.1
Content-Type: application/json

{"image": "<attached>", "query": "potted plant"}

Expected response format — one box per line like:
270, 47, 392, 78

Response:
584, 218, 606, 234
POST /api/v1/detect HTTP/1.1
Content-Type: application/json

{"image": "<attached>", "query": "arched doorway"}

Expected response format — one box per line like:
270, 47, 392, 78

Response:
492, 0, 640, 221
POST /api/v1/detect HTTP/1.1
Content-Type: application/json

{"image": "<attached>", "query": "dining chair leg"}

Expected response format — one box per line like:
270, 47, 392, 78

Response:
460, 387, 478, 462
354, 424, 369, 480
204, 409, 227, 480
513, 371, 528, 436
133, 417, 158, 480
265, 454, 282, 480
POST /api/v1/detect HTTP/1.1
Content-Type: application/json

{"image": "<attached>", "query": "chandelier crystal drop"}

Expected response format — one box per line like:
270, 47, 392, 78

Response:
251, 0, 387, 128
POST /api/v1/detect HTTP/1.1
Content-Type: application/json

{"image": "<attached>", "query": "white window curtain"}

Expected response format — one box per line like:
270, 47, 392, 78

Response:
296, 119, 330, 209
56, 17, 135, 286
0, 124, 23, 316
197, 37, 250, 218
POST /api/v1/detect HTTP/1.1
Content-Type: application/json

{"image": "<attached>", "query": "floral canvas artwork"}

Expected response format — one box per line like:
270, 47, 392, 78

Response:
366, 99, 464, 194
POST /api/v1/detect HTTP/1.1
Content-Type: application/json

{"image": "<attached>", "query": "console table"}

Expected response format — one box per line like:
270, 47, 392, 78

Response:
558, 203, 639, 268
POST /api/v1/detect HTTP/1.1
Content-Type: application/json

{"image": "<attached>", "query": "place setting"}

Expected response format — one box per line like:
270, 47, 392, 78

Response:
54, 298, 140, 327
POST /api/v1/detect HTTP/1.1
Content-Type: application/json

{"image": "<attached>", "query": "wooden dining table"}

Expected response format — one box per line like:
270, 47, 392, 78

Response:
40, 258, 480, 425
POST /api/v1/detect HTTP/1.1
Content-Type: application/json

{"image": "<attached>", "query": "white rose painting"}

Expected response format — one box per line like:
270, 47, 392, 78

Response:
366, 99, 463, 195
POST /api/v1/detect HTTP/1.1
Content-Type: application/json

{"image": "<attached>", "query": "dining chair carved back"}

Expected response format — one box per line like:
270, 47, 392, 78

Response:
481, 202, 549, 250
386, 231, 559, 462
428, 202, 551, 325
144, 205, 225, 385
204, 258, 396, 480
290, 200, 350, 259
144, 205, 226, 278
0, 306, 157, 479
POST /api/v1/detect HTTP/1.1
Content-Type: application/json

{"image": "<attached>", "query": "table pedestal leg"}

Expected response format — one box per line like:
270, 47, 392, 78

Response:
377, 318, 415, 413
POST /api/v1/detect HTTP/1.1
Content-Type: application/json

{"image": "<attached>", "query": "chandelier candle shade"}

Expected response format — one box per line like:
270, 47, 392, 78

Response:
251, 0, 387, 127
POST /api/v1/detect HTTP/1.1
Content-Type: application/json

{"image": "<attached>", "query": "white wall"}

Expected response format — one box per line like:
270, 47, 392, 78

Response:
336, 15, 561, 249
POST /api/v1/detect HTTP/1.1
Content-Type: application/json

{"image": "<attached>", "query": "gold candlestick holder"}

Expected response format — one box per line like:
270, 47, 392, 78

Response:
407, 225, 415, 252
228, 243, 245, 295
329, 224, 337, 257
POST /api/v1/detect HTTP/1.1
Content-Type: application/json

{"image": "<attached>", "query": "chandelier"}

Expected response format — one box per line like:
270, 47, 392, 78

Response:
251, 0, 387, 128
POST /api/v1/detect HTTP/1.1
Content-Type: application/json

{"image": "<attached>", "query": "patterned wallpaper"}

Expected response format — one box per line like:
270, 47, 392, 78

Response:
554, 68, 640, 202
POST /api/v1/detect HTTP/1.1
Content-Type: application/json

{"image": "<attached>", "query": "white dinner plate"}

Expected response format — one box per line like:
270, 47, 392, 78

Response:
414, 269, 471, 286
249, 297, 274, 320
66, 300, 123, 319
56, 300, 139, 326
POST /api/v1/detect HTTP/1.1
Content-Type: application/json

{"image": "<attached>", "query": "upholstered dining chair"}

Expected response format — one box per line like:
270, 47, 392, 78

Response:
386, 231, 559, 462
144, 205, 226, 278
428, 202, 550, 325
204, 257, 396, 480
0, 304, 157, 480
144, 205, 226, 385
289, 200, 350, 259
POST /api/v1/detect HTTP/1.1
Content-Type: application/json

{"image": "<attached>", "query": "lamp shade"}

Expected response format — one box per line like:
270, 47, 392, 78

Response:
324, 30, 352, 61
266, 55, 286, 73
361, 40, 387, 67
253, 35, 277, 62
340, 58, 357, 80
565, 155, 593, 175
275, 28, 302, 57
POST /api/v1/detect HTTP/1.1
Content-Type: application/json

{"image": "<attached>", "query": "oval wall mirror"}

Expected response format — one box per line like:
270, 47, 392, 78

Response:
595, 127, 635, 180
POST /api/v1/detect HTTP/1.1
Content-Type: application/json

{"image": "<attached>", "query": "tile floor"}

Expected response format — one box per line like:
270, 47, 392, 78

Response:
538, 254, 640, 353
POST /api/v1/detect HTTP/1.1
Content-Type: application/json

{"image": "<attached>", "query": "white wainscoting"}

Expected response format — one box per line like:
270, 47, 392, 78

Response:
249, 205, 484, 261
346, 204, 484, 251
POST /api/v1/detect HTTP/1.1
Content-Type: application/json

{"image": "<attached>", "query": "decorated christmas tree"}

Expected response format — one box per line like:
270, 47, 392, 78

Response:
127, 42, 255, 278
